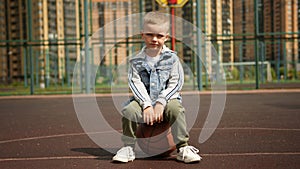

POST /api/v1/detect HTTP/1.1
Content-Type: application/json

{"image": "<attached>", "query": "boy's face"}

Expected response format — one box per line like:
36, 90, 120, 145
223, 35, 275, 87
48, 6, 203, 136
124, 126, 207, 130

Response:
141, 23, 169, 52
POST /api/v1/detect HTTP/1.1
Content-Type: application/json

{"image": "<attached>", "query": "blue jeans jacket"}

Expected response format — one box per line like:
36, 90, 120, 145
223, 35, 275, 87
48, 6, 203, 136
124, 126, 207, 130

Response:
128, 46, 184, 109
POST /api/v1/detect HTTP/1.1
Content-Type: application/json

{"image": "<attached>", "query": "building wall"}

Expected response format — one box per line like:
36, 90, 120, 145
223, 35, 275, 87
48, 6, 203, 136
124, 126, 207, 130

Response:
233, 0, 255, 62
264, 0, 298, 68
202, 0, 234, 76
1, 0, 26, 82
298, 0, 300, 62
0, 1, 7, 82
0, 0, 299, 83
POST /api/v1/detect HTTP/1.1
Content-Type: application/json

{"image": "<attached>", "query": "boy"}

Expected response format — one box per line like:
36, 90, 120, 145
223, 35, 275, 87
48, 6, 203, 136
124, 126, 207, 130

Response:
112, 11, 202, 163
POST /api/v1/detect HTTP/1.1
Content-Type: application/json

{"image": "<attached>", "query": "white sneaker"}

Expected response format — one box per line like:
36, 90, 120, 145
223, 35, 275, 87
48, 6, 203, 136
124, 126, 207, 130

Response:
177, 146, 202, 163
112, 146, 135, 163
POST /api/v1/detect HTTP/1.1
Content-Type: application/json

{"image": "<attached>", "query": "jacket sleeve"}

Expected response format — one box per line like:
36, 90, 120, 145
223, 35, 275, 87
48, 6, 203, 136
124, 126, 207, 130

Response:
128, 63, 152, 109
156, 57, 184, 107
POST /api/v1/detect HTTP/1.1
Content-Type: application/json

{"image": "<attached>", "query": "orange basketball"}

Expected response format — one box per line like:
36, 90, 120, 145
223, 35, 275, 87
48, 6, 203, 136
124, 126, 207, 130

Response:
136, 121, 176, 156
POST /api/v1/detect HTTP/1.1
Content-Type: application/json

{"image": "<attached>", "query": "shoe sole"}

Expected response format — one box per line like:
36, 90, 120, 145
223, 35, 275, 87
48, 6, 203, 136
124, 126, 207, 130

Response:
176, 156, 201, 163
112, 157, 134, 163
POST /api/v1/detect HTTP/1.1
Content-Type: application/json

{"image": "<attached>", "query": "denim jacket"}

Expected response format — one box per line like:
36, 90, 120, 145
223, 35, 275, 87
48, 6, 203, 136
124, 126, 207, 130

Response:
128, 45, 184, 109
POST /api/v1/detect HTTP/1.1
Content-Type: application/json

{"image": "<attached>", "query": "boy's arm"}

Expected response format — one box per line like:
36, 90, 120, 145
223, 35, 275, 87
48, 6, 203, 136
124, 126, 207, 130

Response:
156, 59, 184, 107
128, 64, 152, 109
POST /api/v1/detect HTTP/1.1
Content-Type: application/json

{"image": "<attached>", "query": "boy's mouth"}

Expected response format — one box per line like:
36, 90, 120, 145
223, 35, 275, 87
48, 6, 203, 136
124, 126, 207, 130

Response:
150, 44, 159, 47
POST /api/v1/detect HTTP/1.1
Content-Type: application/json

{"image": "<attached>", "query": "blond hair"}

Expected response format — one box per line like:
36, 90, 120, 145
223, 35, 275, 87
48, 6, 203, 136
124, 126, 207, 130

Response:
143, 12, 170, 32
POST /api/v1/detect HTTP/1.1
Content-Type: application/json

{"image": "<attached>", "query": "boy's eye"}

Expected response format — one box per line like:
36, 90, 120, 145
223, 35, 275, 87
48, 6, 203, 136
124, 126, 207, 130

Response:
157, 34, 164, 38
145, 33, 155, 37
145, 33, 165, 39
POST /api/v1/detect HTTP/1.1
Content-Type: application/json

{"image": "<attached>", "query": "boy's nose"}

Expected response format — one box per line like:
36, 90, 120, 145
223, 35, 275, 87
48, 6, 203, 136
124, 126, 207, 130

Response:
152, 36, 158, 41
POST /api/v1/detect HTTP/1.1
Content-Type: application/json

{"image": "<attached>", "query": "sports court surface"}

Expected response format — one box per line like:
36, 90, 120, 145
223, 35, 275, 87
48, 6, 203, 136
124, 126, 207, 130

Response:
0, 89, 299, 169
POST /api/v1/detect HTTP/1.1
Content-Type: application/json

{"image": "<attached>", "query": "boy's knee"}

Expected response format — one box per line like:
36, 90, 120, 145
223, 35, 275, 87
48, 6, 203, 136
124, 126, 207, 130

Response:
165, 99, 185, 117
122, 101, 142, 120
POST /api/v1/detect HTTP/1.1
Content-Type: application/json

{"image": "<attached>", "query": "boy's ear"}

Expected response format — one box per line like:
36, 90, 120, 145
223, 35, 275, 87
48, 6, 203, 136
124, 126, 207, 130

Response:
140, 32, 145, 39
165, 34, 169, 41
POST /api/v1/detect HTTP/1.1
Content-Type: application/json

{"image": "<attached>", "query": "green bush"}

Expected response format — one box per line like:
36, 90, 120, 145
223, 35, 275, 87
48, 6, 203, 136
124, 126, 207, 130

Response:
271, 68, 277, 79
231, 66, 239, 80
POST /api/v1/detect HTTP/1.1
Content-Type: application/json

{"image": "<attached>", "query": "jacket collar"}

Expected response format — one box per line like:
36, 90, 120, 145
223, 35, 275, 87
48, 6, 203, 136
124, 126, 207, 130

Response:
133, 45, 172, 60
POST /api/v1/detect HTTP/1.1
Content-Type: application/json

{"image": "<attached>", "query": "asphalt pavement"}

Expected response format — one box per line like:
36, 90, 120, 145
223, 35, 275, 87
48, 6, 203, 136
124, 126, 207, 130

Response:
0, 90, 299, 169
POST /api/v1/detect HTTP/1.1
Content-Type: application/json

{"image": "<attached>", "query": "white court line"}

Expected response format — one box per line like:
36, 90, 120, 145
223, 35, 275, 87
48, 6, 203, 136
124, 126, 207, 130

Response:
0, 156, 97, 162
0, 127, 299, 145
0, 130, 121, 144
0, 133, 86, 144
193, 127, 300, 132
0, 128, 299, 162
201, 152, 300, 157
0, 152, 299, 162
0, 89, 299, 99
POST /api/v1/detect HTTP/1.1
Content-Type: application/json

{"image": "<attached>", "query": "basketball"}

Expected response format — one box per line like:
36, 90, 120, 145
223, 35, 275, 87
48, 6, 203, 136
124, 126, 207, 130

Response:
136, 121, 176, 156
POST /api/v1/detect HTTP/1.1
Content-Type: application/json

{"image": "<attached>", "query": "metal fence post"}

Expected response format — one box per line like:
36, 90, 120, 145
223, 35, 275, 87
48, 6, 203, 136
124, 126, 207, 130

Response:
196, 0, 202, 91
27, 0, 34, 94
254, 0, 259, 89
84, 0, 90, 94
23, 47, 27, 87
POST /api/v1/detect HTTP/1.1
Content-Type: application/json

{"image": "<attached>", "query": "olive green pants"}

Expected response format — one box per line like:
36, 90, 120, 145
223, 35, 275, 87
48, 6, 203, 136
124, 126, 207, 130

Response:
121, 99, 189, 149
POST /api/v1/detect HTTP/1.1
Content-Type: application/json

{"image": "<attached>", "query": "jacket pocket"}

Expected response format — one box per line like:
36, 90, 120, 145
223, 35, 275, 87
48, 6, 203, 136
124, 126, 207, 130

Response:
157, 65, 172, 83
138, 70, 150, 94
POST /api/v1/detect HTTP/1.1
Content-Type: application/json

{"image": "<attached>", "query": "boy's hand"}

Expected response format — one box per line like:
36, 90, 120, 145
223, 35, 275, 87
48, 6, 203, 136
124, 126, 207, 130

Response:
143, 106, 154, 125
154, 102, 164, 123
